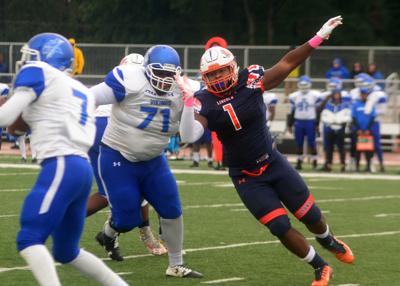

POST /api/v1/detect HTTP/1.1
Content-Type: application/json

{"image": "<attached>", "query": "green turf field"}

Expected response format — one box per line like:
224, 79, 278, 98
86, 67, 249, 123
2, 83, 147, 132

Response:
0, 158, 399, 285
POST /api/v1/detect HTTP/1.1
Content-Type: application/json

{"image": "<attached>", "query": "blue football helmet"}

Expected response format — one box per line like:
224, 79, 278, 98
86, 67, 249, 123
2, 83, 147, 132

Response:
356, 73, 374, 94
327, 77, 343, 92
17, 33, 74, 72
297, 75, 312, 92
144, 45, 181, 93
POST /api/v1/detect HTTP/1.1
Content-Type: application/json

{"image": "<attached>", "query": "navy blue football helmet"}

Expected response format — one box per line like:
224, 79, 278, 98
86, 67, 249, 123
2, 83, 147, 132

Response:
144, 45, 181, 93
17, 33, 74, 72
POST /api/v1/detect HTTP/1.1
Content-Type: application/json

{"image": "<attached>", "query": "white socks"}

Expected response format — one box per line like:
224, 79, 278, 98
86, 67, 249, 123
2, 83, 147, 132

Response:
20, 245, 128, 286
69, 249, 128, 286
301, 245, 316, 262
160, 216, 184, 266
19, 245, 61, 286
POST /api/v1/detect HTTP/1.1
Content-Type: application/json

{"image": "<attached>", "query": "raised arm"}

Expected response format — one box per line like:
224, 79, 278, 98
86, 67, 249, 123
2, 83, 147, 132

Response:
263, 16, 343, 90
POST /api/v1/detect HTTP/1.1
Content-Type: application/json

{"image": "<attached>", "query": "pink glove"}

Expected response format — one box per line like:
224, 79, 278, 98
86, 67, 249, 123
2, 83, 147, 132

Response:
175, 74, 195, 107
309, 16, 343, 48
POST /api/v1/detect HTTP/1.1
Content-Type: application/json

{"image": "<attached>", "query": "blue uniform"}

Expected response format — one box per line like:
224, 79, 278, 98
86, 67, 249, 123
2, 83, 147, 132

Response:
92, 64, 183, 232
13, 62, 96, 263
194, 66, 321, 236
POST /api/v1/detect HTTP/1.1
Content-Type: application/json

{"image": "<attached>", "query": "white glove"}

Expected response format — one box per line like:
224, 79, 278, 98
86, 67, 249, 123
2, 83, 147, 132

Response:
316, 16, 343, 39
175, 74, 195, 107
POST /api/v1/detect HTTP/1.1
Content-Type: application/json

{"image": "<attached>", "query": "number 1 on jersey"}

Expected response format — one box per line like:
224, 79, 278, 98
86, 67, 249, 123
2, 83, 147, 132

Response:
223, 103, 242, 131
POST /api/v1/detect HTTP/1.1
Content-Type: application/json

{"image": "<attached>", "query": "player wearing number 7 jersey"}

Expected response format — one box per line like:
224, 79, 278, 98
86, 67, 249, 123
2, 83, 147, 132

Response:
178, 17, 354, 286
0, 33, 128, 286
91, 45, 202, 279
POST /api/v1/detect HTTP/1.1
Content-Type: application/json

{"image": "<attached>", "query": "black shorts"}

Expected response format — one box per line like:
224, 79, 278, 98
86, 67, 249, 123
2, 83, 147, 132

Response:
231, 151, 318, 225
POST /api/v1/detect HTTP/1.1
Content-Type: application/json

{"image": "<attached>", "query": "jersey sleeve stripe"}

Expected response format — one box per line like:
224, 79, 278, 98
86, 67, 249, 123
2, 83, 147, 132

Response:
105, 67, 126, 102
14, 66, 45, 98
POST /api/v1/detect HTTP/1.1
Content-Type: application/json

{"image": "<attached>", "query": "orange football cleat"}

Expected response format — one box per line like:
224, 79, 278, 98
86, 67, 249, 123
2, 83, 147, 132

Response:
311, 265, 333, 286
331, 238, 354, 264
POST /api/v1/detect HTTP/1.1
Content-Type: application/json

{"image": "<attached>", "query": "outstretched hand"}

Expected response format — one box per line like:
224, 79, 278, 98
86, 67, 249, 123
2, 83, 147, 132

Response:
175, 73, 195, 107
316, 16, 343, 40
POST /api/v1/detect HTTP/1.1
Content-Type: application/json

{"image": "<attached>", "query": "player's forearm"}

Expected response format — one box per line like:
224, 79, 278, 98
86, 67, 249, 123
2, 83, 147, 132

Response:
0, 89, 34, 127
179, 106, 204, 143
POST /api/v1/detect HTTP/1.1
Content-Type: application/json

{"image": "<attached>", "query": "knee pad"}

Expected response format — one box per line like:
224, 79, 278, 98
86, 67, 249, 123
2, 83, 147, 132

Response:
266, 215, 291, 238
300, 205, 322, 225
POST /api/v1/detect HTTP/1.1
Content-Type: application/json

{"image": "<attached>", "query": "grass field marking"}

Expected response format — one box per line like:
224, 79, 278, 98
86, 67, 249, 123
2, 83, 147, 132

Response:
336, 284, 360, 286
0, 164, 39, 170
0, 172, 38, 176
116, 272, 134, 276
1, 164, 399, 180
0, 214, 18, 218
0, 195, 398, 218
201, 277, 245, 284
374, 213, 400, 218
0, 230, 399, 274
0, 188, 29, 192
317, 195, 400, 203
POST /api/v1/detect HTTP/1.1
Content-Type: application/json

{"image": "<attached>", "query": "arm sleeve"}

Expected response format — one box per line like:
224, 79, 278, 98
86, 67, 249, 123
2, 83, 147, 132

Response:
0, 89, 36, 127
104, 67, 126, 102
179, 105, 204, 143
90, 82, 117, 106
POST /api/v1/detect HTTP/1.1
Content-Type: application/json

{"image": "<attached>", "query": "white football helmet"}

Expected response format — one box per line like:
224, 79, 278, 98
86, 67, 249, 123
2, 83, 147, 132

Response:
120, 53, 144, 66
297, 75, 312, 93
200, 46, 238, 94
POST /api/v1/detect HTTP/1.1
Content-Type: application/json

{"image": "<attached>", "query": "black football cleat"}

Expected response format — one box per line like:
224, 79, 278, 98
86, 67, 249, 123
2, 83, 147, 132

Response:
95, 231, 124, 261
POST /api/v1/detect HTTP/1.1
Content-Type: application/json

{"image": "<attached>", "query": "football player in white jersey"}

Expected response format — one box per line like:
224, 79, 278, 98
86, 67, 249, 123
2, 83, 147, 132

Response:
91, 45, 202, 278
262, 91, 278, 128
0, 83, 9, 149
87, 53, 167, 256
288, 75, 323, 170
0, 33, 128, 286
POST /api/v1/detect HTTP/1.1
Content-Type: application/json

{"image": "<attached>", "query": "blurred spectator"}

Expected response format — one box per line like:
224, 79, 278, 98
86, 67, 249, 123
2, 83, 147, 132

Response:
351, 91, 376, 172
367, 63, 385, 89
326, 58, 350, 79
284, 46, 300, 97
350, 61, 363, 78
68, 38, 85, 76
320, 90, 352, 172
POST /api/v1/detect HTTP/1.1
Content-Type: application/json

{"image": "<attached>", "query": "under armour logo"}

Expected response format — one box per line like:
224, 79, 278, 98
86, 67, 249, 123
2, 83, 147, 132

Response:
113, 162, 121, 167
238, 178, 246, 184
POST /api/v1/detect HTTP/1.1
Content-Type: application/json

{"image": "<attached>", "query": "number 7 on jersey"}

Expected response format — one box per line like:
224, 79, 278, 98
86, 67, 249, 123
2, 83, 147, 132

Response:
223, 103, 242, 131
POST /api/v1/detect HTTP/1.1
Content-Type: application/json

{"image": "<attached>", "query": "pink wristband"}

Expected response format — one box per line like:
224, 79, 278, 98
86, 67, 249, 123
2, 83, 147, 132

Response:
308, 35, 324, 48
184, 96, 195, 107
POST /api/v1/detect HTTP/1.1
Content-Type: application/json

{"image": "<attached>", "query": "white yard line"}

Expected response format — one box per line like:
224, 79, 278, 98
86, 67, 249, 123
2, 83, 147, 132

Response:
0, 188, 29, 192
0, 172, 37, 176
0, 214, 18, 218
0, 195, 397, 219
374, 213, 400, 218
201, 277, 245, 284
0, 230, 399, 273
0, 164, 400, 180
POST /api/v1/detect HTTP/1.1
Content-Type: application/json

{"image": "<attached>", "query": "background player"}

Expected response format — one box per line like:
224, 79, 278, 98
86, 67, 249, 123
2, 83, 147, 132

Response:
91, 45, 202, 278
288, 75, 322, 170
0, 33, 127, 286
177, 16, 354, 286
